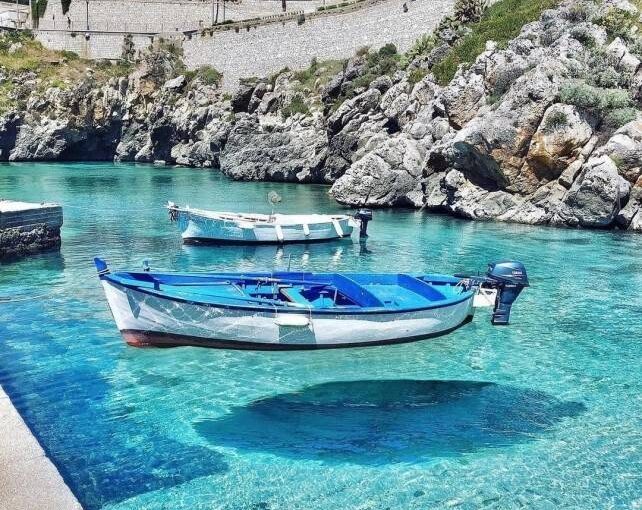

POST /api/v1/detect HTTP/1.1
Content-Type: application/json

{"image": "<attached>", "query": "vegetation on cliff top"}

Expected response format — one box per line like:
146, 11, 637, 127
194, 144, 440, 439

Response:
0, 30, 127, 113
292, 57, 344, 91
0, 31, 225, 115
431, 0, 559, 84
555, 0, 642, 129
285, 0, 561, 110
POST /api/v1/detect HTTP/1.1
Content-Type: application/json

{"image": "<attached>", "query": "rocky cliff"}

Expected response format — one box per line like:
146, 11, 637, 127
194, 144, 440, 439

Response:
1, 0, 641, 231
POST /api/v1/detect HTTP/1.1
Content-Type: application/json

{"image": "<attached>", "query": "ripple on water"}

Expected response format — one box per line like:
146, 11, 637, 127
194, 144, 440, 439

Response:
195, 379, 585, 464
0, 163, 639, 510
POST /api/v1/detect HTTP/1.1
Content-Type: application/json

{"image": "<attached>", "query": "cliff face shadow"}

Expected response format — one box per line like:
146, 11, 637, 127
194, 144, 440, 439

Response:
196, 380, 585, 464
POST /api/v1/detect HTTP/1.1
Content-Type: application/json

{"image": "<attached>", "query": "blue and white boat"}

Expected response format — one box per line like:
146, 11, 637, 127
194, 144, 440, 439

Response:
167, 202, 372, 244
95, 259, 529, 350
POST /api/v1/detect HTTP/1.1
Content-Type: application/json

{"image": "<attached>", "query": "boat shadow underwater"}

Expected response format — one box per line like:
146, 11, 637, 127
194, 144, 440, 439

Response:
196, 379, 585, 464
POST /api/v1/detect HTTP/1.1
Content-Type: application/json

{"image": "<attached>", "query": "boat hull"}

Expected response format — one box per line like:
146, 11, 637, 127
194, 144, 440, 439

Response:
101, 280, 475, 350
177, 211, 353, 244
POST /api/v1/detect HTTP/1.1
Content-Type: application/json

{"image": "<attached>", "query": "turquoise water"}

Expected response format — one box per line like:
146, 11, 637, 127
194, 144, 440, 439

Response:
0, 162, 640, 510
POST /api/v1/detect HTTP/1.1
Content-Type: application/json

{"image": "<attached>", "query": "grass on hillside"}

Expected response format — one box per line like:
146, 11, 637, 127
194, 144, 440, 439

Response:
185, 65, 223, 86
432, 0, 559, 85
292, 57, 345, 91
0, 31, 132, 85
0, 31, 135, 114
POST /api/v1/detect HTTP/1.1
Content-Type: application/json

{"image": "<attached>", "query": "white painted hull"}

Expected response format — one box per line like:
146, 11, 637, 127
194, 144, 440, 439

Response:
101, 280, 475, 349
176, 210, 354, 243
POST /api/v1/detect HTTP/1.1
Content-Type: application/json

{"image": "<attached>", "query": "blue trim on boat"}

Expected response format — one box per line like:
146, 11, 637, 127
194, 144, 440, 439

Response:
102, 276, 474, 316
94, 258, 474, 316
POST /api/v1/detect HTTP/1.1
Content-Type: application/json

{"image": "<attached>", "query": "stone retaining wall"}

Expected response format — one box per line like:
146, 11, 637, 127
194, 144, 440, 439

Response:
35, 0, 453, 90
37, 30, 155, 61
0, 201, 63, 259
185, 0, 452, 89
37, 0, 331, 32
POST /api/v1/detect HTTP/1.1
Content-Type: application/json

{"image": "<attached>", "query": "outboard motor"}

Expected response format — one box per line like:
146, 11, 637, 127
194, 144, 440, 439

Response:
485, 260, 529, 325
353, 209, 373, 238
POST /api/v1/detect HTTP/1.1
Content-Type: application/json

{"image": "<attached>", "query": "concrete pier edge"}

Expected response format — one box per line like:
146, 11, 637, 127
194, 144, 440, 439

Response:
0, 200, 63, 260
0, 384, 83, 510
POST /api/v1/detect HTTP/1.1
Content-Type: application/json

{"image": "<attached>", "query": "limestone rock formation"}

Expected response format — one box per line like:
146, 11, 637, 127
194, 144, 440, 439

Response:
2, 0, 642, 231
330, 0, 642, 231
332, 135, 424, 207
220, 112, 328, 182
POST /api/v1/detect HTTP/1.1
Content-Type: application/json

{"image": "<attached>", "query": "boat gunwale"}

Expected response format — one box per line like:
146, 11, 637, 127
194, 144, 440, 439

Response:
101, 274, 475, 316
175, 208, 354, 226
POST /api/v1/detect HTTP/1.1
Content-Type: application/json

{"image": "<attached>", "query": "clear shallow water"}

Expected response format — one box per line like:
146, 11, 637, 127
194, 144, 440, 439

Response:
0, 162, 640, 510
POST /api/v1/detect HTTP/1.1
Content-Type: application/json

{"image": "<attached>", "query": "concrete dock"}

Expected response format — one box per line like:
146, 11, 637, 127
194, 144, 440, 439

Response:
0, 200, 63, 260
0, 200, 79, 507
0, 385, 82, 509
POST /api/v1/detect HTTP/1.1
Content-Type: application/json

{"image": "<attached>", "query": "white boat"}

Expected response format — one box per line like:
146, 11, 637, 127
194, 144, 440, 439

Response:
94, 259, 529, 350
167, 202, 371, 244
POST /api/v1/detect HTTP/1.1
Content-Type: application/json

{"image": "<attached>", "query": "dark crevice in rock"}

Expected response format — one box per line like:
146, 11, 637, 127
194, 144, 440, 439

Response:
383, 117, 401, 135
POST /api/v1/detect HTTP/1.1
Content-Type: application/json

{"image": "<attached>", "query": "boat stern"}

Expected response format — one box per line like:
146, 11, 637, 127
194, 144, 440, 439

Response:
460, 260, 529, 325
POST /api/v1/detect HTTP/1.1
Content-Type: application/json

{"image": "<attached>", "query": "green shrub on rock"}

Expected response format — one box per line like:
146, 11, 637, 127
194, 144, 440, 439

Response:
408, 68, 428, 85
570, 25, 596, 48
453, 0, 488, 24
561, 82, 602, 109
592, 67, 622, 88
184, 66, 223, 87
559, 81, 634, 128
401, 34, 437, 67
604, 107, 638, 128
599, 88, 633, 110
293, 58, 344, 92
567, 2, 591, 22
629, 36, 642, 58
281, 95, 310, 119
560, 82, 632, 111
543, 110, 569, 132
196, 66, 223, 86
581, 46, 633, 89
378, 43, 398, 58
594, 7, 638, 39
